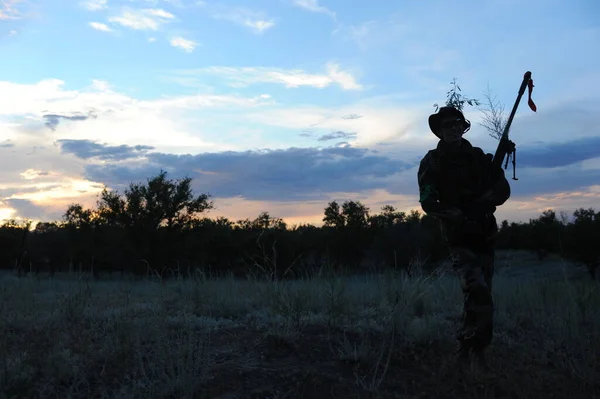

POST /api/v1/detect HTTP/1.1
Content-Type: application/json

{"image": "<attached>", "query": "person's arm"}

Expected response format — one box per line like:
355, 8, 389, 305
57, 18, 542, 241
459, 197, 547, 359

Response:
418, 152, 463, 221
477, 152, 511, 206
464, 151, 511, 223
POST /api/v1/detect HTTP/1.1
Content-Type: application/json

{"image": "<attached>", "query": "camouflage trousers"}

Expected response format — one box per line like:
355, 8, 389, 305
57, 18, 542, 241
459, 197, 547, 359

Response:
449, 244, 495, 351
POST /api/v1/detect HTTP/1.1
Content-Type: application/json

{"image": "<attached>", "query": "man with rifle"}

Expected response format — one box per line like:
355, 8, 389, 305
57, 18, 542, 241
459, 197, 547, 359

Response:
417, 72, 536, 369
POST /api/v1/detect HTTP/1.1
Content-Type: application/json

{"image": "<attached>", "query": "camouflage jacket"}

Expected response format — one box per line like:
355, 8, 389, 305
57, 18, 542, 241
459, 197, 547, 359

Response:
417, 138, 511, 245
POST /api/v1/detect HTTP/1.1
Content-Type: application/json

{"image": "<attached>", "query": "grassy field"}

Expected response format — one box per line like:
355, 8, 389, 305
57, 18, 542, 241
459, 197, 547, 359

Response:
0, 251, 598, 399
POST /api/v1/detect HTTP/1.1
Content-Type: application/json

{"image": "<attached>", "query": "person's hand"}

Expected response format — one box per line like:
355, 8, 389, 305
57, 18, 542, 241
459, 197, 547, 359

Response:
470, 190, 497, 217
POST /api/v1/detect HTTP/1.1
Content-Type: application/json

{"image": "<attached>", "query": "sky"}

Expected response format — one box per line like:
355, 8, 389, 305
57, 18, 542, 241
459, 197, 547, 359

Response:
0, 0, 599, 227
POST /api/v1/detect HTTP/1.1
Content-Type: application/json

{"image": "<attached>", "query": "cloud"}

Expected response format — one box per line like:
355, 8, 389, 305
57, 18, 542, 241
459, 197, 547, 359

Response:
317, 131, 357, 141
0, 142, 107, 221
3, 198, 50, 221
80, 0, 107, 11
241, 99, 423, 149
170, 36, 198, 52
146, 8, 175, 19
505, 102, 599, 145
57, 139, 154, 161
342, 17, 411, 52
0, 139, 13, 148
0, 78, 271, 119
0, 161, 104, 224
0, 78, 275, 161
291, 0, 336, 19
108, 8, 176, 30
43, 112, 97, 131
2, 72, 600, 225
145, 93, 273, 111
511, 166, 600, 198
0, 0, 23, 20
0, 79, 84, 117
1, 178, 106, 222
91, 79, 110, 91
171, 62, 362, 90
517, 136, 600, 168
211, 6, 275, 34
60, 139, 600, 223
89, 22, 113, 32
141, 0, 203, 9
20, 169, 53, 180
1, 184, 63, 201
60, 142, 409, 201
247, 19, 274, 34
0, 79, 406, 223
163, 0, 186, 7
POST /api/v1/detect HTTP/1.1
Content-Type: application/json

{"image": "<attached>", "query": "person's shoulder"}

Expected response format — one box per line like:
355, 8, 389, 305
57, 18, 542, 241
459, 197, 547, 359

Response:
418, 149, 442, 178
471, 145, 484, 153
419, 149, 438, 166
421, 148, 438, 160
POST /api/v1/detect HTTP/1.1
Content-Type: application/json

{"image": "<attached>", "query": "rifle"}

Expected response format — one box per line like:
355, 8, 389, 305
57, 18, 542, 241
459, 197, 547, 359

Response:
492, 71, 537, 181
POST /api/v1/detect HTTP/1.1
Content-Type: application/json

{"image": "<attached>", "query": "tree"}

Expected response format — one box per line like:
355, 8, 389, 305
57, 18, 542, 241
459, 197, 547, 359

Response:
563, 208, 600, 279
252, 212, 287, 230
342, 200, 370, 229
63, 204, 96, 228
369, 205, 405, 229
573, 208, 596, 223
34, 222, 59, 234
323, 200, 370, 229
0, 219, 31, 270
95, 188, 127, 228
323, 201, 345, 228
529, 210, 562, 260
95, 170, 214, 230
405, 209, 422, 224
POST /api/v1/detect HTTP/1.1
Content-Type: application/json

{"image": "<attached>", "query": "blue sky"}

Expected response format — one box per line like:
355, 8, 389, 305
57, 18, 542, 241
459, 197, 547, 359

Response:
0, 0, 599, 226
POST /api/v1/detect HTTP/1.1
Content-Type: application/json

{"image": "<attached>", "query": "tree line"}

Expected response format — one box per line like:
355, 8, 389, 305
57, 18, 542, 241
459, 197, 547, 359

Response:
0, 171, 598, 281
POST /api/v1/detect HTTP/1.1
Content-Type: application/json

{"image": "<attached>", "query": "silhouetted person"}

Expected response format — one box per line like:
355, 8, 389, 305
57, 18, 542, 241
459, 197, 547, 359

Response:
417, 106, 511, 369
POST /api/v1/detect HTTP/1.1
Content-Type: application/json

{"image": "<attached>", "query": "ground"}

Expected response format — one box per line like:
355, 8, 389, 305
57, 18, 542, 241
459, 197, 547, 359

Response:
0, 250, 598, 398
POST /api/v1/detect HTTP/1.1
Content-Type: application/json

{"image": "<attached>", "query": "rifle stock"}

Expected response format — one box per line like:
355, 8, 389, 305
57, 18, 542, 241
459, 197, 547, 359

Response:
491, 71, 534, 180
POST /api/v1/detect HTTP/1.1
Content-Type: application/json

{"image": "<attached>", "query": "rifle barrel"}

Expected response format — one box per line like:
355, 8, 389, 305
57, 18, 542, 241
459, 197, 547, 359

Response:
492, 71, 532, 169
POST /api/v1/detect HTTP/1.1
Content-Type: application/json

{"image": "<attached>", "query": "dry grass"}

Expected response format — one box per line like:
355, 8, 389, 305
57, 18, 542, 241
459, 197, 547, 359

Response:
0, 252, 599, 398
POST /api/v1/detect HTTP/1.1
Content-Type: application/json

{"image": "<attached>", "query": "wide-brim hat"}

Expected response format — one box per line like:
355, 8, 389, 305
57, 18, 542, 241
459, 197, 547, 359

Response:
428, 106, 471, 138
